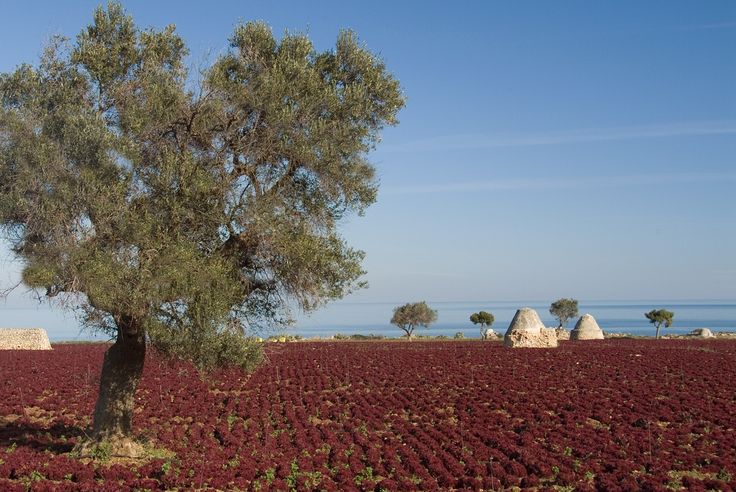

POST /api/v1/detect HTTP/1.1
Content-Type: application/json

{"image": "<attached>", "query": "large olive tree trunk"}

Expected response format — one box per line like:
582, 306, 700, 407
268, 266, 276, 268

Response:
87, 317, 146, 455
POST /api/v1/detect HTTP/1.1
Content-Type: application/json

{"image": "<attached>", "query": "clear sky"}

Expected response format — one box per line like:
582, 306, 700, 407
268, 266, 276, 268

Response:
1, 1, 734, 335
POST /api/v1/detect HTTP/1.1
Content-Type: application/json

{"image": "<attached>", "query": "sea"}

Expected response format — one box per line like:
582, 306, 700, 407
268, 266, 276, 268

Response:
294, 300, 736, 339
3, 299, 734, 341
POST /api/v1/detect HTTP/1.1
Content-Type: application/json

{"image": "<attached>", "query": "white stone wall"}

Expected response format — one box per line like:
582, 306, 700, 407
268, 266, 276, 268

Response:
0, 328, 53, 350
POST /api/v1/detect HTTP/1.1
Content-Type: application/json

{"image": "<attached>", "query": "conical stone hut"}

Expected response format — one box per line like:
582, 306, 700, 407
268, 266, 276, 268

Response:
0, 328, 52, 350
504, 308, 558, 348
570, 314, 605, 340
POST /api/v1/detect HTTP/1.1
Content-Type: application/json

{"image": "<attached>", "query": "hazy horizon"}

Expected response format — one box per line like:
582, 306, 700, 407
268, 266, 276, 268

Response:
3, 296, 735, 342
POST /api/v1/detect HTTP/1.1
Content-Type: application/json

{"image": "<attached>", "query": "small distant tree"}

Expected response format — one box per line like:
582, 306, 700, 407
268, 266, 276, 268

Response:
549, 298, 579, 328
645, 309, 674, 339
391, 301, 437, 340
454, 332, 465, 340
470, 311, 495, 339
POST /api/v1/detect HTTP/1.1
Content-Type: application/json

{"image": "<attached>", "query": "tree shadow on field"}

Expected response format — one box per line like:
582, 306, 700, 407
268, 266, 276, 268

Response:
0, 418, 85, 454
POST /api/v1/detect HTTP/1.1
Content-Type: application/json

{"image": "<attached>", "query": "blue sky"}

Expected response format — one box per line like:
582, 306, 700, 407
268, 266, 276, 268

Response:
1, 1, 735, 336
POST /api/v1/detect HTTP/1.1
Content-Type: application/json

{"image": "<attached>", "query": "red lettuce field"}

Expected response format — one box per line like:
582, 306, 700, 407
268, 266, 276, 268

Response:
1, 340, 735, 490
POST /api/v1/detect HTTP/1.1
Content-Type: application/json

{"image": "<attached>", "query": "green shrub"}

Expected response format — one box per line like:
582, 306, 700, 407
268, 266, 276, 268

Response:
350, 334, 385, 340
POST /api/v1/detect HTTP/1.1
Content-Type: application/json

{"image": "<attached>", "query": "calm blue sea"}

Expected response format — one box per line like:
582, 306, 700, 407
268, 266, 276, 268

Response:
1, 300, 735, 341
293, 300, 736, 339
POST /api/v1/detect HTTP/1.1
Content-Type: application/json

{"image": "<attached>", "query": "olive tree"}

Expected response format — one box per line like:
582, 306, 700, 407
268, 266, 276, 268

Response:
470, 311, 494, 339
0, 3, 403, 454
391, 301, 437, 340
549, 298, 579, 328
645, 309, 674, 339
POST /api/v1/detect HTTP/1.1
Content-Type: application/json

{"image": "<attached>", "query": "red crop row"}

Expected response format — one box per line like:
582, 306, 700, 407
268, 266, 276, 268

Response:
1, 340, 735, 490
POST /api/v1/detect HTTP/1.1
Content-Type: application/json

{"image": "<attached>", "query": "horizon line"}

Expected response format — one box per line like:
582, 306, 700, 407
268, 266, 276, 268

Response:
318, 298, 736, 306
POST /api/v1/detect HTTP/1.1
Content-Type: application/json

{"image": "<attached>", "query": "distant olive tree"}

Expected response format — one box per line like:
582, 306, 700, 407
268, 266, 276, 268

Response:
391, 301, 437, 340
470, 311, 495, 339
550, 298, 579, 328
645, 309, 674, 339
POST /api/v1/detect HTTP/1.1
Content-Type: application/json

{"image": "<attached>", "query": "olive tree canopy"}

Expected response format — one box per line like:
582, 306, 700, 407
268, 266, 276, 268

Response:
391, 301, 438, 340
645, 309, 674, 339
0, 2, 403, 453
549, 298, 579, 329
470, 311, 495, 339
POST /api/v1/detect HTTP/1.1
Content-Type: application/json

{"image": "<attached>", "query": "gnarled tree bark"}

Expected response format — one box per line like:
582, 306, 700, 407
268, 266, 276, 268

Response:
88, 316, 146, 455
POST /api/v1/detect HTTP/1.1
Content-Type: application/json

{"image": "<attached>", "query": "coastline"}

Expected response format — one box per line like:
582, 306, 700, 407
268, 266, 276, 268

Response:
36, 330, 736, 345
3, 299, 736, 342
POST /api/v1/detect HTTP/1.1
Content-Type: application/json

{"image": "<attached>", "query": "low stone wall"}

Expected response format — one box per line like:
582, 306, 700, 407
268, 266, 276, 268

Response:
554, 327, 571, 340
0, 328, 52, 350
688, 328, 715, 338
505, 327, 558, 348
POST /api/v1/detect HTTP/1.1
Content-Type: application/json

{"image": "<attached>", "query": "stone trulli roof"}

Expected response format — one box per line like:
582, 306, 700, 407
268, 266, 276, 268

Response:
570, 314, 605, 340
504, 308, 558, 348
